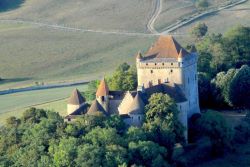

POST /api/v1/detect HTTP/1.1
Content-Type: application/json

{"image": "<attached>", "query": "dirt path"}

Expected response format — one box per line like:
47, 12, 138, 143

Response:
147, 0, 162, 33
0, 19, 158, 37
146, 0, 247, 34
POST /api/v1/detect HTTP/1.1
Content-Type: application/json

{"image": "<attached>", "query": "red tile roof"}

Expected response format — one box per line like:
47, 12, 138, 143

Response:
145, 35, 189, 58
96, 78, 109, 97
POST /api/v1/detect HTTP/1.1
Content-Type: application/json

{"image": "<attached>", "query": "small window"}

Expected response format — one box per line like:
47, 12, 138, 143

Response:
180, 105, 182, 110
68, 118, 71, 122
162, 63, 164, 65
138, 116, 141, 120
151, 70, 153, 74
170, 69, 173, 73
146, 63, 148, 66
101, 96, 104, 102
188, 78, 189, 84
171, 63, 173, 65
195, 74, 197, 80
155, 63, 157, 66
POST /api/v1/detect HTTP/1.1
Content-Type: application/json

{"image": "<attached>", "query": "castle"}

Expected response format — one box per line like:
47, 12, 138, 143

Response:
65, 35, 200, 133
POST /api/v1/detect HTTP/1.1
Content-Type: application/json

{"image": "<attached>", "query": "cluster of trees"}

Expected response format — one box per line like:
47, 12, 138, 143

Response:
0, 93, 184, 167
196, 25, 250, 109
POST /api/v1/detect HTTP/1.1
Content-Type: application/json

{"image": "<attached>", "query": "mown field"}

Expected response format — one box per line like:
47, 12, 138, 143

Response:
172, 0, 250, 34
154, 0, 233, 32
0, 84, 87, 125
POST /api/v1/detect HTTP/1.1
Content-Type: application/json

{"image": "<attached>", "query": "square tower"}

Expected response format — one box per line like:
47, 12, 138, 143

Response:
136, 35, 200, 118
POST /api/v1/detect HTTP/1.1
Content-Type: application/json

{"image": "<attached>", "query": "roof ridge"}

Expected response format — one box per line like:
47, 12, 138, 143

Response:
68, 88, 85, 105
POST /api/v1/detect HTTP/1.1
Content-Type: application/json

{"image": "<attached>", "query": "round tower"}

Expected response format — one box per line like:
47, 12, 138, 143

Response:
67, 88, 86, 115
96, 78, 109, 113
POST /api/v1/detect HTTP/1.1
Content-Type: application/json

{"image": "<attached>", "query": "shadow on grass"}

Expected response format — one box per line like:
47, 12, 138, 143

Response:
0, 0, 25, 12
0, 77, 31, 85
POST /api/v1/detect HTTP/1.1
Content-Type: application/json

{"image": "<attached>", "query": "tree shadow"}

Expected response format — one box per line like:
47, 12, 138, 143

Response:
0, 0, 25, 12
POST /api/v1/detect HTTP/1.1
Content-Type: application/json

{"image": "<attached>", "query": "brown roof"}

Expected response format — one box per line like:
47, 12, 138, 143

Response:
96, 78, 109, 97
68, 88, 85, 105
128, 93, 145, 115
136, 51, 143, 59
87, 100, 106, 116
145, 83, 187, 103
145, 35, 189, 59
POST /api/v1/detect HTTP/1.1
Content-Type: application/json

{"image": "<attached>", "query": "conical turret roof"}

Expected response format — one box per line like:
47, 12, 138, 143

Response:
87, 100, 106, 116
128, 93, 145, 115
145, 35, 189, 58
96, 78, 109, 97
68, 88, 85, 105
136, 51, 143, 59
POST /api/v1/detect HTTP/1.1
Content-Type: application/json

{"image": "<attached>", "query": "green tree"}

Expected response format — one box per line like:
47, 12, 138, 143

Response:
228, 65, 250, 108
108, 63, 137, 91
49, 137, 78, 167
83, 80, 100, 101
128, 141, 169, 167
195, 0, 209, 10
143, 93, 185, 160
198, 72, 212, 108
197, 111, 232, 156
191, 22, 208, 39
223, 25, 250, 68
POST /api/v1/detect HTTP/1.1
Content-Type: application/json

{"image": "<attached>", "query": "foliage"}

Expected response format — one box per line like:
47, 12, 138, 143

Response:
144, 93, 185, 159
83, 80, 100, 101
108, 63, 137, 91
197, 111, 232, 156
198, 72, 212, 108
197, 26, 250, 76
191, 22, 208, 39
211, 65, 250, 108
195, 0, 209, 10
128, 141, 169, 167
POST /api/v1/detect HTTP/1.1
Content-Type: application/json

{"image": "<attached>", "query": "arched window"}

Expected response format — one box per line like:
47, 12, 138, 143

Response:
151, 70, 153, 74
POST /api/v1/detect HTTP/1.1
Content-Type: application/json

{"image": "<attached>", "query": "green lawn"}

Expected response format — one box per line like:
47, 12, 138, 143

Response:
0, 84, 87, 125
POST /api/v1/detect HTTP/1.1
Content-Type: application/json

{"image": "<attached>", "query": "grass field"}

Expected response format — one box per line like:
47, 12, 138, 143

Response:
0, 22, 156, 90
0, 84, 87, 125
154, 0, 232, 32
172, 0, 250, 34
0, 0, 153, 33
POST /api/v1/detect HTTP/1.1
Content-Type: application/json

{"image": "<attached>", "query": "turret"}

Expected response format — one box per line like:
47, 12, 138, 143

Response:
96, 78, 109, 112
136, 51, 143, 63
178, 49, 184, 67
67, 88, 86, 115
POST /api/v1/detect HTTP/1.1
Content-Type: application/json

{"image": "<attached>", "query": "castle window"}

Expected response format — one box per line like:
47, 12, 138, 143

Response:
155, 63, 157, 66
179, 105, 182, 110
195, 74, 197, 80
68, 118, 71, 122
138, 116, 141, 120
171, 63, 173, 65
170, 69, 173, 73
101, 96, 104, 102
162, 63, 164, 66
151, 70, 153, 74
188, 78, 189, 84
146, 63, 148, 66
